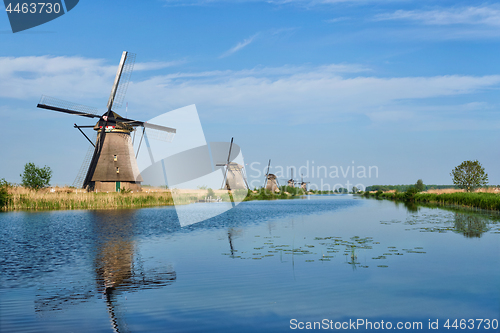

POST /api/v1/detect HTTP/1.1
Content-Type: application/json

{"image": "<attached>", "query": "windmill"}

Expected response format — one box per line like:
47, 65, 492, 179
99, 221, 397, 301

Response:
264, 159, 280, 192
287, 168, 298, 188
37, 51, 176, 192
300, 173, 310, 192
216, 138, 249, 191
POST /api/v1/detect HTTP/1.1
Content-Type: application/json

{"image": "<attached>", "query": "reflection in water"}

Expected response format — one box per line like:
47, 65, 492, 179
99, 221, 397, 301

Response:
384, 202, 498, 239
394, 200, 421, 213
35, 210, 176, 333
403, 202, 420, 213
453, 213, 490, 238
227, 227, 242, 257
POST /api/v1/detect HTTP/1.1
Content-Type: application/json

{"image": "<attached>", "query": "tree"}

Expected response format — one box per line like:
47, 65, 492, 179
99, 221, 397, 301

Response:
450, 160, 488, 192
20, 162, 52, 190
0, 178, 10, 209
415, 179, 425, 192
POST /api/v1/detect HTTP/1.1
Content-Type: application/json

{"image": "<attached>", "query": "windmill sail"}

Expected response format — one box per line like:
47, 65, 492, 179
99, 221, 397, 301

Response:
37, 51, 176, 192
107, 51, 136, 110
38, 95, 101, 118
72, 132, 97, 188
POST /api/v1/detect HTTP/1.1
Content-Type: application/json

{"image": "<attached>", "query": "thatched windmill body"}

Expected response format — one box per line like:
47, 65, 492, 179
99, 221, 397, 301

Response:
264, 159, 280, 192
216, 138, 249, 191
300, 174, 310, 192
287, 168, 298, 188
37, 51, 176, 192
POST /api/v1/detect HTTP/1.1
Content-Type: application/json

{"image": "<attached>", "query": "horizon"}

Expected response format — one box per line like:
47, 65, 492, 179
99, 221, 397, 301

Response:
1, 0, 499, 189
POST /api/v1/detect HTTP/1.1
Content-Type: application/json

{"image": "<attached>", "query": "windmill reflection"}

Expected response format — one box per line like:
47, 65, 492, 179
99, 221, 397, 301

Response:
35, 210, 176, 333
453, 213, 490, 238
227, 227, 242, 257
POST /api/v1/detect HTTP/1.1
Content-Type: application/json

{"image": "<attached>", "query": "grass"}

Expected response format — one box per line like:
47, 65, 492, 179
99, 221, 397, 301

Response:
363, 189, 500, 211
2, 186, 181, 211
1, 185, 313, 211
244, 187, 307, 201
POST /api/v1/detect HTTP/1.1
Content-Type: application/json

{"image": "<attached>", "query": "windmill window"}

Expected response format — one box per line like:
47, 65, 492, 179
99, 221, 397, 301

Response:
116, 167, 119, 174
114, 155, 117, 162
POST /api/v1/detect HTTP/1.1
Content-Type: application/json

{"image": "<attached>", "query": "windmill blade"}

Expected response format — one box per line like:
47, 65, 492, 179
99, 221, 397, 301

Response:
107, 51, 136, 111
83, 132, 105, 189
221, 166, 229, 190
264, 159, 271, 186
73, 132, 97, 189
143, 122, 176, 142
226, 138, 234, 164
37, 95, 101, 119
220, 138, 234, 189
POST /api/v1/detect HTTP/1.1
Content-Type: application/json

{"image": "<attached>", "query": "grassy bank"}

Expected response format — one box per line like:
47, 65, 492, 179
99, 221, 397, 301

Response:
0, 185, 315, 211
244, 187, 309, 201
363, 190, 500, 211
2, 187, 182, 211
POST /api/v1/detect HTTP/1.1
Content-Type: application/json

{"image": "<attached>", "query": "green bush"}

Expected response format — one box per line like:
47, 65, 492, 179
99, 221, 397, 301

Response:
20, 162, 52, 190
404, 186, 418, 201
0, 178, 10, 209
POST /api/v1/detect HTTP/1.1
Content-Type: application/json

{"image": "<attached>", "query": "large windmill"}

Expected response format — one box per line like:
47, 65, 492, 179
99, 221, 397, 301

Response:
264, 159, 280, 192
37, 51, 176, 192
216, 138, 249, 191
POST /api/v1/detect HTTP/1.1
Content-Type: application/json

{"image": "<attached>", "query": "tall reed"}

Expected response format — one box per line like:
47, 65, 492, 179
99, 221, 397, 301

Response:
3, 187, 180, 211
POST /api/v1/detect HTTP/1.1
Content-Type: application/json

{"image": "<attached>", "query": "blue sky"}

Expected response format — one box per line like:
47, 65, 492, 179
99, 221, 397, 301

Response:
0, 0, 499, 189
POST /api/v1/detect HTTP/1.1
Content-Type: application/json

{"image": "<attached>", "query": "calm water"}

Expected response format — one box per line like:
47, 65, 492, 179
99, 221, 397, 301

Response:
1, 196, 499, 332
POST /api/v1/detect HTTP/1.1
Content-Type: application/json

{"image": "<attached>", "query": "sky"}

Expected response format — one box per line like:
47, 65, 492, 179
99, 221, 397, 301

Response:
0, 0, 499, 190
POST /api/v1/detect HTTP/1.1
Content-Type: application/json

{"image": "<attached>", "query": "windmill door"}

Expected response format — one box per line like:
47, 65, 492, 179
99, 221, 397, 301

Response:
116, 181, 121, 192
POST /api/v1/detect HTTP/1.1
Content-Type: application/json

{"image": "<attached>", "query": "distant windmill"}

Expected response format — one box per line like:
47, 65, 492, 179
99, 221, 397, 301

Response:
216, 138, 249, 190
37, 51, 176, 192
287, 168, 298, 188
300, 173, 310, 192
264, 159, 280, 192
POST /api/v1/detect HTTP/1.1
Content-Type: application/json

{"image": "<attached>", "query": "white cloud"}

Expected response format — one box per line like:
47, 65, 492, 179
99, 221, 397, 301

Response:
375, 5, 500, 26
220, 34, 259, 58
164, 0, 386, 6
1, 55, 499, 130
128, 67, 500, 130
0, 56, 183, 102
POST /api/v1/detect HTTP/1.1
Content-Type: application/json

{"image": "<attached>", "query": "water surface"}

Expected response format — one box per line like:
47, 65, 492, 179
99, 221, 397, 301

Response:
1, 196, 499, 332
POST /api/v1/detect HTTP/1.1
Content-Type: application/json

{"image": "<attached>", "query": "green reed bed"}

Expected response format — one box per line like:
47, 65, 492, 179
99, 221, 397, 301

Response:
365, 191, 500, 211
3, 190, 176, 211
244, 187, 306, 201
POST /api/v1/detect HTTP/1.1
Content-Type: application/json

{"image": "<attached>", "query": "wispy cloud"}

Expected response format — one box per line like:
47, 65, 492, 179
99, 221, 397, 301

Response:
164, 0, 391, 6
1, 55, 499, 130
0, 56, 184, 102
375, 5, 500, 26
220, 33, 259, 58
325, 16, 351, 23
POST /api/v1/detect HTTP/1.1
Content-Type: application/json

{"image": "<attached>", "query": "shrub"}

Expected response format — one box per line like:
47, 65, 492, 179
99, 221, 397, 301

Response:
0, 178, 10, 209
20, 162, 52, 190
